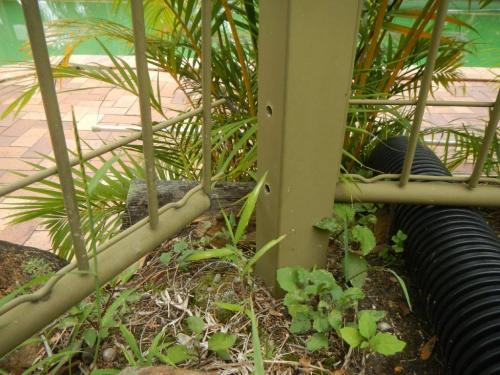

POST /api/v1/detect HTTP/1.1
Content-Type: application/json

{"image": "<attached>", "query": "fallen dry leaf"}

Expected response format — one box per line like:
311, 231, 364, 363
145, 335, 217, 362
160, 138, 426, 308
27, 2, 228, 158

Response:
394, 366, 404, 373
420, 336, 438, 360
299, 356, 312, 368
331, 370, 345, 375
399, 302, 411, 316
269, 308, 283, 317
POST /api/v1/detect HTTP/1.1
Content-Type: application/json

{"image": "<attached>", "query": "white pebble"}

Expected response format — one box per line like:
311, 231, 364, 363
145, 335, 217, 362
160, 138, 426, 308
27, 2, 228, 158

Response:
213, 273, 221, 284
378, 322, 392, 332
102, 347, 117, 362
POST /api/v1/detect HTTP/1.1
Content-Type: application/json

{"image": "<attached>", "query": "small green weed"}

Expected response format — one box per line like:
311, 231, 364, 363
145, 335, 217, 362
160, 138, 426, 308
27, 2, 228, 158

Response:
340, 310, 406, 356
316, 203, 378, 287
277, 267, 364, 352
157, 174, 275, 374
208, 332, 237, 360
277, 266, 407, 356
379, 229, 408, 261
22, 258, 52, 276
391, 230, 407, 254
118, 324, 195, 367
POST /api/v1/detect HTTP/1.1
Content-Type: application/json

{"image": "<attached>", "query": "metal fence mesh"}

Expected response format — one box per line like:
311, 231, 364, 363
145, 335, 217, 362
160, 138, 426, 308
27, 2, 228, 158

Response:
0, 0, 498, 356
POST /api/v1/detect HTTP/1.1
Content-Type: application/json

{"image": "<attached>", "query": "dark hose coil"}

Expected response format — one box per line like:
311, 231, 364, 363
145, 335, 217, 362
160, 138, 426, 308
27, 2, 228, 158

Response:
367, 136, 500, 375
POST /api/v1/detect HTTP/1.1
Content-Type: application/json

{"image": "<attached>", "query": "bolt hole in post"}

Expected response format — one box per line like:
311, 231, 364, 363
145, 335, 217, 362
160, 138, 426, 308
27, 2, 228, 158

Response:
265, 104, 273, 117
264, 184, 271, 194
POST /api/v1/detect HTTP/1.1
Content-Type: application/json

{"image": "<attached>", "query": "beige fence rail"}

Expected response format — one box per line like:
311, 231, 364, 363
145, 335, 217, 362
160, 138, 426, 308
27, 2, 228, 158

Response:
0, 0, 498, 356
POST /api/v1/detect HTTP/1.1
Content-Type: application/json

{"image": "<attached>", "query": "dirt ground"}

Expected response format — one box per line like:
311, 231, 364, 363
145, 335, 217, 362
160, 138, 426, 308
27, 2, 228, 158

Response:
7, 207, 500, 374
96, 211, 448, 374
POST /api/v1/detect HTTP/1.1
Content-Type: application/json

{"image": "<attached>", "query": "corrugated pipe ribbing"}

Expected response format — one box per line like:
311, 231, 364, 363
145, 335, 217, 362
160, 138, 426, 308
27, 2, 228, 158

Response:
368, 136, 500, 375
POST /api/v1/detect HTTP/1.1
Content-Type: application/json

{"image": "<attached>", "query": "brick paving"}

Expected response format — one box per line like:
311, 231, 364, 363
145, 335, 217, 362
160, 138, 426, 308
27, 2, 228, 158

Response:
420, 68, 499, 174
0, 57, 498, 253
0, 55, 189, 251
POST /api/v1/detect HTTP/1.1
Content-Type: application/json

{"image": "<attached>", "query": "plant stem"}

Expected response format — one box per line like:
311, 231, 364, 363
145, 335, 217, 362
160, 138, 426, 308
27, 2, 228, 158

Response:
356, 0, 388, 91
71, 108, 102, 368
221, 0, 256, 116
343, 218, 350, 285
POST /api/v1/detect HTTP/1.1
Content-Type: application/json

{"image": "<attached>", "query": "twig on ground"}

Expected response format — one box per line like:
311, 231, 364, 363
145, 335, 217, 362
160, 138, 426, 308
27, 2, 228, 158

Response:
41, 334, 53, 357
343, 346, 354, 371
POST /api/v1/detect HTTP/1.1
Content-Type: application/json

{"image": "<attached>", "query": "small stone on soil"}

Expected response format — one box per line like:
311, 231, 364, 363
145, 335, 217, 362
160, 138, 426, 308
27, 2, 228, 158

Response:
378, 321, 392, 332
102, 347, 117, 362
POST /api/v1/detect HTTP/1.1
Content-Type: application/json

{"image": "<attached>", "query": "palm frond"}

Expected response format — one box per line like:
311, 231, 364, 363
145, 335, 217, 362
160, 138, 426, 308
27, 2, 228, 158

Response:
423, 124, 500, 175
6, 148, 142, 260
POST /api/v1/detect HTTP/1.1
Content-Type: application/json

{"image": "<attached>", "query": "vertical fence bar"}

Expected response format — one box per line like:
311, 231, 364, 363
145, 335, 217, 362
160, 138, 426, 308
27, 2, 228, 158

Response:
21, 0, 89, 270
400, 0, 449, 186
256, 0, 362, 293
468, 90, 500, 188
201, 0, 212, 193
131, 0, 159, 229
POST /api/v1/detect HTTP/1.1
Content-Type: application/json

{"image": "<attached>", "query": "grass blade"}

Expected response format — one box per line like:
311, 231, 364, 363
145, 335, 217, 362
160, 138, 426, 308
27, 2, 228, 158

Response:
234, 172, 267, 243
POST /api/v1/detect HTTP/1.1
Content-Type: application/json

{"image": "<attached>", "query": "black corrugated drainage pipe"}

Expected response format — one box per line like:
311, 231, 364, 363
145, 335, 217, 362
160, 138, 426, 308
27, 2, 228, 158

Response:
368, 136, 500, 375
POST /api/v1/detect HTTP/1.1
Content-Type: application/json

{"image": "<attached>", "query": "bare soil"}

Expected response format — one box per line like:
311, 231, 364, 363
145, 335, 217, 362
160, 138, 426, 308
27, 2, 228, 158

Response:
17, 207, 500, 374
94, 211, 447, 374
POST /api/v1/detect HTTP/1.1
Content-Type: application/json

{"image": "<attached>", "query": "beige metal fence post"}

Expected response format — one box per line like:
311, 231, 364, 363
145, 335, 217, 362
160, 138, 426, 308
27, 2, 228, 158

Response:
256, 0, 361, 292
21, 0, 89, 270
